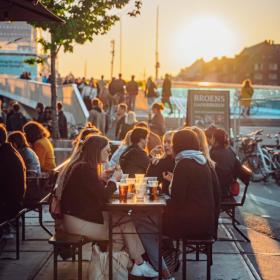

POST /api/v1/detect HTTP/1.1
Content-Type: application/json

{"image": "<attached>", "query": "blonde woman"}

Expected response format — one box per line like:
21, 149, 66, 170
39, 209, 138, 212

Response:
109, 130, 132, 168
191, 126, 215, 168
146, 131, 175, 195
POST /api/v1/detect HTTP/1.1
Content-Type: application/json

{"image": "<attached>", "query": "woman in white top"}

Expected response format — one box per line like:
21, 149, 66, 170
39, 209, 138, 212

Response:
109, 130, 132, 167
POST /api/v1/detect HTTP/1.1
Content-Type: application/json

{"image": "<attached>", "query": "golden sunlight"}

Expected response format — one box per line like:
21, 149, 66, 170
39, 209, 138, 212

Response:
174, 17, 238, 65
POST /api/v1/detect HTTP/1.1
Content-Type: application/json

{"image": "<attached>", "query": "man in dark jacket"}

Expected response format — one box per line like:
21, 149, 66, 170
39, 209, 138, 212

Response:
126, 75, 138, 111
120, 127, 150, 176
6, 103, 27, 132
115, 73, 126, 104
0, 124, 26, 223
57, 102, 68, 139
115, 103, 127, 140
162, 74, 173, 115
35, 102, 45, 123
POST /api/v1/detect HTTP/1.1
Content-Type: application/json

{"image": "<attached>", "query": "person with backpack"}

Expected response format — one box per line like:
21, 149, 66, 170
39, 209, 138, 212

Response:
210, 128, 245, 199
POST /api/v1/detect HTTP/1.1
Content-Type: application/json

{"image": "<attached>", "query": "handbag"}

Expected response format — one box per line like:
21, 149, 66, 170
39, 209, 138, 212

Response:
88, 244, 129, 280
230, 180, 240, 196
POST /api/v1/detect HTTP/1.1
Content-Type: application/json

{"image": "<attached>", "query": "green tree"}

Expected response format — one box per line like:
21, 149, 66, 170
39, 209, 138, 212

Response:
31, 0, 142, 138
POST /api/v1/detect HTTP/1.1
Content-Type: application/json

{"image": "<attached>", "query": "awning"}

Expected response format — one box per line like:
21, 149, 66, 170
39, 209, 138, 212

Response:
0, 0, 64, 23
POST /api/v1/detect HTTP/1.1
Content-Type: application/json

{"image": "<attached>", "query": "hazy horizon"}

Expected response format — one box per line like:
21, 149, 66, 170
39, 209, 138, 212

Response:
57, 0, 280, 80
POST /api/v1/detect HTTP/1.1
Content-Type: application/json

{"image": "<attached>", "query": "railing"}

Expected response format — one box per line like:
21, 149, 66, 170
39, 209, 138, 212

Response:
156, 81, 280, 120
0, 76, 89, 125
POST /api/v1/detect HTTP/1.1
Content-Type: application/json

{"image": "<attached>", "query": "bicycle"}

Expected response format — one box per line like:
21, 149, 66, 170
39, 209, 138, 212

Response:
236, 129, 280, 183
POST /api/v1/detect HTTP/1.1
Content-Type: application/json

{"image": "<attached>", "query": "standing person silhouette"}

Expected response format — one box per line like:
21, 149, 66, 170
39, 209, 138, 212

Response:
145, 77, 158, 109
126, 75, 139, 111
240, 79, 254, 117
161, 74, 173, 115
115, 73, 126, 104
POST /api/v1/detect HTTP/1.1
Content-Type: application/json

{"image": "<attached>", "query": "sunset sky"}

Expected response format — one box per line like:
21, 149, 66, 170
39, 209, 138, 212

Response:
58, 0, 280, 80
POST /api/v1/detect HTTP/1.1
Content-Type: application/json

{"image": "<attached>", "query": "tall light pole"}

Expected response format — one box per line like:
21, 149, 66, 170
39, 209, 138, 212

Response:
155, 5, 160, 81
110, 39, 115, 79
119, 17, 123, 74
84, 59, 87, 78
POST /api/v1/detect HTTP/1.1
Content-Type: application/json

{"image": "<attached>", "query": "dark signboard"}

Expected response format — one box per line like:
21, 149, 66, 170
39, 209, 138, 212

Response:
187, 90, 230, 133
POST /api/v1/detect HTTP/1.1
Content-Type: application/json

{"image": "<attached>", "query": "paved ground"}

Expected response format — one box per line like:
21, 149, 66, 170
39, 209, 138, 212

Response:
1, 183, 280, 280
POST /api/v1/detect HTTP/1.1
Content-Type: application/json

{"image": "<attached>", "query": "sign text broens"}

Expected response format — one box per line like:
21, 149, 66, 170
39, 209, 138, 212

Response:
187, 90, 230, 133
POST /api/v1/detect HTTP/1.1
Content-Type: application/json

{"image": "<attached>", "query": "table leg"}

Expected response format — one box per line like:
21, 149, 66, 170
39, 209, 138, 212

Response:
109, 211, 113, 280
158, 209, 162, 280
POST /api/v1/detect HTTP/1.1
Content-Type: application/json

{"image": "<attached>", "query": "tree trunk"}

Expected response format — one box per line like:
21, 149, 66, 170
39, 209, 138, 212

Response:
50, 35, 59, 139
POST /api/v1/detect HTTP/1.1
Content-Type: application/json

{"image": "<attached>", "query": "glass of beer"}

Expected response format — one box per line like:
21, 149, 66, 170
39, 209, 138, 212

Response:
126, 178, 136, 193
119, 183, 128, 202
148, 181, 158, 200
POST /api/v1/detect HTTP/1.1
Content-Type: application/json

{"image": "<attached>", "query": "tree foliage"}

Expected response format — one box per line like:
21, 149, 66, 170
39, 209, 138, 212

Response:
28, 0, 142, 139
32, 0, 143, 54
24, 57, 46, 66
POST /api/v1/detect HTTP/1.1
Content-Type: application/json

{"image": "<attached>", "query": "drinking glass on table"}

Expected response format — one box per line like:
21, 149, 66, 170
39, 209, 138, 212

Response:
147, 177, 158, 183
121, 174, 129, 181
135, 182, 145, 202
119, 182, 129, 202
147, 181, 158, 200
135, 174, 145, 184
126, 178, 136, 193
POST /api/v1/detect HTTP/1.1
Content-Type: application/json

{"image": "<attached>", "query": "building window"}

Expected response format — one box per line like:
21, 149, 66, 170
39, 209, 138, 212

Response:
269, 63, 278, 71
269, 73, 278, 80
254, 63, 264, 71
254, 73, 263, 80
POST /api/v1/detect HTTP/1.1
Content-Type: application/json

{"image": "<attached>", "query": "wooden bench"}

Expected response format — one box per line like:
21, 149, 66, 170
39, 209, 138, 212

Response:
0, 208, 28, 260
220, 182, 250, 242
48, 232, 87, 280
21, 170, 59, 241
21, 192, 52, 241
182, 238, 215, 280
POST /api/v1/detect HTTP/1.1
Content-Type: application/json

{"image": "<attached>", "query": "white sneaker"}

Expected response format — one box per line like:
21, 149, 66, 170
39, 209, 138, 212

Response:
131, 261, 159, 278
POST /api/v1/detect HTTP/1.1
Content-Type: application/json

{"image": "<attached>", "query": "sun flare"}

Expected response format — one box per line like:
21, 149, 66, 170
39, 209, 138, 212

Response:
174, 17, 238, 65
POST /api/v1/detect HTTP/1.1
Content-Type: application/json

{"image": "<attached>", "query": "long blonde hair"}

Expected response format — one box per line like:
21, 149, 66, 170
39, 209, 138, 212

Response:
191, 126, 215, 167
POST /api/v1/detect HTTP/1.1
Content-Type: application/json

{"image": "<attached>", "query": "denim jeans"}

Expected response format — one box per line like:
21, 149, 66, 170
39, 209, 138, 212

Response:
132, 213, 168, 271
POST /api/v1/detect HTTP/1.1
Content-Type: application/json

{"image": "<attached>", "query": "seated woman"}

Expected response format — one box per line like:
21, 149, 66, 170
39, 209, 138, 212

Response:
8, 131, 41, 176
120, 127, 150, 176
146, 131, 175, 195
133, 129, 219, 279
210, 128, 242, 199
23, 121, 56, 172
60, 135, 158, 278
163, 129, 219, 239
109, 130, 132, 168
